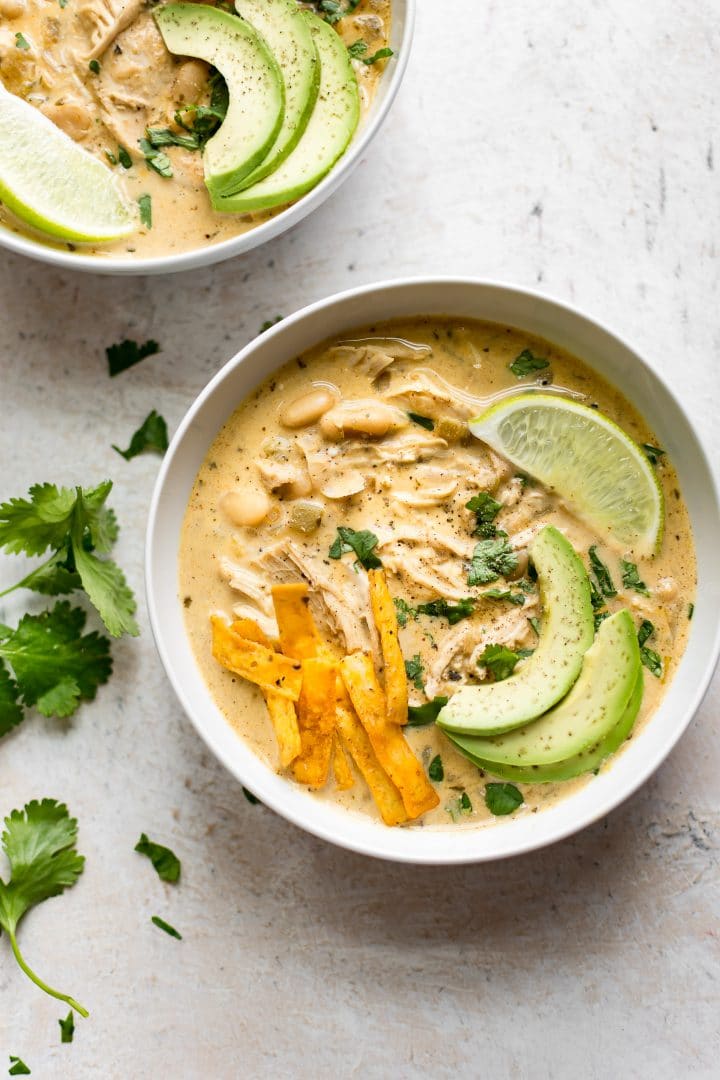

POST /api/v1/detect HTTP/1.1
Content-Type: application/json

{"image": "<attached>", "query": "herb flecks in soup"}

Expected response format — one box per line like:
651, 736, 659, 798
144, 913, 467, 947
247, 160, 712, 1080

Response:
179, 318, 696, 829
0, 0, 390, 257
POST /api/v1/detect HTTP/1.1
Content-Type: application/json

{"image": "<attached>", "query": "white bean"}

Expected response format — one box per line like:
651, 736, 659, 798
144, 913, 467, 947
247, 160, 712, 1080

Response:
319, 400, 405, 440
280, 387, 337, 429
220, 489, 270, 528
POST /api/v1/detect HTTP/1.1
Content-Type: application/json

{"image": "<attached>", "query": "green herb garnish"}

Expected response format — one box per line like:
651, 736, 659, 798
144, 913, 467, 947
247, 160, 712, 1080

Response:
468, 536, 518, 585
88, 59, 100, 74
242, 787, 260, 805
106, 338, 159, 376
404, 655, 424, 691
0, 800, 87, 1016
415, 597, 475, 625
135, 834, 181, 884
620, 559, 650, 596
407, 412, 435, 431
447, 791, 473, 821
428, 755, 444, 782
58, 1011, 75, 1043
688, 602, 694, 620
361, 46, 394, 65
15, 33, 30, 50
145, 126, 200, 152
407, 696, 448, 726
484, 782, 524, 815
259, 315, 284, 333
112, 410, 168, 461
347, 39, 368, 59
637, 619, 663, 677
527, 616, 541, 636
477, 643, 521, 681
117, 146, 132, 169
393, 597, 415, 627
328, 527, 382, 570
588, 546, 617, 598
465, 492, 502, 538
8, 1058, 31, 1076
137, 194, 152, 229
642, 443, 665, 467
482, 587, 525, 606
509, 348, 549, 378
151, 915, 182, 939
138, 138, 173, 178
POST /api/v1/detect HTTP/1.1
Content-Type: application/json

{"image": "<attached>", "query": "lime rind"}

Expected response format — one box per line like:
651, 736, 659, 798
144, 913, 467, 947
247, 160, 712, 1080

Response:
469, 393, 664, 557
0, 85, 134, 243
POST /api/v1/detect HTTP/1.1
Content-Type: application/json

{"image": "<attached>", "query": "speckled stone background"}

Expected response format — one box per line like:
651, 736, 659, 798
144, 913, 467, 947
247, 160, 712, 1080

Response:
1, 1, 719, 1076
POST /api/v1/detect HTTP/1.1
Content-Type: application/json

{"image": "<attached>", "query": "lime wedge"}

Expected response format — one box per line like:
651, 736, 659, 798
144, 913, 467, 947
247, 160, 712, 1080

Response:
0, 86, 134, 243
469, 393, 663, 556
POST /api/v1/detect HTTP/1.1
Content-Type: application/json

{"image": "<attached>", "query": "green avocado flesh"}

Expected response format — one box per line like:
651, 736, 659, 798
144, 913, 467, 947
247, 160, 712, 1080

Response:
436, 526, 594, 736
213, 10, 359, 213
451, 666, 643, 782
154, 3, 284, 199
231, 0, 320, 191
447, 610, 641, 767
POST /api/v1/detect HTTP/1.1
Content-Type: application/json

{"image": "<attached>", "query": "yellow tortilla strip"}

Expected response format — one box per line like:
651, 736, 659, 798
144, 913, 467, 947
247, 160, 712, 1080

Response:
271, 583, 322, 660
293, 657, 337, 788
368, 567, 408, 726
335, 689, 408, 826
332, 735, 355, 791
340, 652, 439, 820
227, 617, 301, 767
211, 616, 303, 700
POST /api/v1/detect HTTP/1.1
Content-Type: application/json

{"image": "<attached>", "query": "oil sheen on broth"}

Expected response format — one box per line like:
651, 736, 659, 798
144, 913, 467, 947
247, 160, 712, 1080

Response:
179, 318, 696, 829
0, 0, 390, 258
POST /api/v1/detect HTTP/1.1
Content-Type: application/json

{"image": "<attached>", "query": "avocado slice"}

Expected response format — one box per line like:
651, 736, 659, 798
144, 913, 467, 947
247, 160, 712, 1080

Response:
447, 610, 641, 767
436, 526, 594, 736
451, 666, 643, 783
231, 0, 320, 191
154, 3, 284, 199
213, 10, 359, 213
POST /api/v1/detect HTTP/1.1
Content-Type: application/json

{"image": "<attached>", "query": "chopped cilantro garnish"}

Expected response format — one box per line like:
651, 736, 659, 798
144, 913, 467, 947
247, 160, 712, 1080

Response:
328, 527, 382, 569
428, 755, 444, 782
259, 315, 284, 333
135, 833, 181, 884
112, 410, 168, 461
0, 800, 87, 1016
509, 348, 549, 378
620, 559, 650, 596
106, 338, 159, 376
138, 138, 173, 178
407, 696, 448, 726
242, 787, 260, 804
465, 492, 502, 538
589, 546, 617, 598
151, 915, 182, 939
59, 0, 68, 7
468, 536, 518, 585
477, 643, 521, 681
641, 443, 665, 467
637, 619, 662, 677
137, 194, 152, 229
637, 619, 654, 647
9, 1057, 31, 1076
688, 602, 694, 620
361, 47, 394, 65
404, 654, 424, 691
393, 597, 415, 627
15, 33, 30, 50
407, 412, 435, 431
447, 791, 473, 821
485, 782, 524, 815
483, 587, 525, 606
59, 1011, 75, 1043
527, 616, 540, 636
347, 39, 368, 59
416, 597, 475, 625
174, 70, 227, 149
88, 59, 100, 74
594, 610, 610, 631
145, 126, 200, 151
105, 150, 118, 166
117, 146, 132, 169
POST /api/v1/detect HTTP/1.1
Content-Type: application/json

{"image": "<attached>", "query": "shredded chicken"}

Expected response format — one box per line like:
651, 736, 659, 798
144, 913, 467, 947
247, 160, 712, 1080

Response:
328, 338, 432, 382
78, 0, 144, 59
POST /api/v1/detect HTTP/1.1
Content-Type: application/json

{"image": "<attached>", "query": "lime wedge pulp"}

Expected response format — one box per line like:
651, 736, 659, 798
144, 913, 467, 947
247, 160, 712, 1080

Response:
469, 393, 663, 557
0, 85, 134, 243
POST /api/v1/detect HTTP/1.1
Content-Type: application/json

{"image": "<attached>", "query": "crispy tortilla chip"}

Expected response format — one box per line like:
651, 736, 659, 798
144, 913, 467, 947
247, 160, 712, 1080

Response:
368, 568, 408, 725
332, 735, 355, 791
272, 583, 322, 660
340, 652, 439, 820
293, 657, 336, 788
211, 616, 303, 700
335, 688, 408, 826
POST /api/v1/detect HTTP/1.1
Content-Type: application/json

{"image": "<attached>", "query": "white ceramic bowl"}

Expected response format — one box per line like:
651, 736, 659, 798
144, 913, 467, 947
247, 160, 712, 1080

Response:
146, 278, 720, 863
0, 1, 413, 276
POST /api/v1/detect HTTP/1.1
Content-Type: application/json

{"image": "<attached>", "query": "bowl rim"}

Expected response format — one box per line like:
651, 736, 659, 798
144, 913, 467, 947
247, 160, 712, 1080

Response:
145, 276, 720, 863
0, 0, 415, 277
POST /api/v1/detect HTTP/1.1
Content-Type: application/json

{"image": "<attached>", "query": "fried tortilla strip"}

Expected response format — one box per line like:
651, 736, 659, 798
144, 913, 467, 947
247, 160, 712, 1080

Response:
332, 735, 355, 791
211, 616, 303, 700
293, 657, 337, 788
335, 688, 408, 826
272, 583, 322, 660
340, 652, 439, 819
368, 568, 408, 725
228, 618, 302, 768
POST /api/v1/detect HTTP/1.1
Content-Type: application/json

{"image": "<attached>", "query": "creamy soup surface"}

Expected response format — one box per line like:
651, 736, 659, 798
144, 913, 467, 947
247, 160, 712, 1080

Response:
0, 0, 389, 258
179, 317, 696, 829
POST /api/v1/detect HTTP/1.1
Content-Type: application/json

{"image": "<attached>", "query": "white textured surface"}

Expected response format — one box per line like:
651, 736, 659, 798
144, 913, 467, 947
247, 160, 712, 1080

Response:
1, 1, 719, 1076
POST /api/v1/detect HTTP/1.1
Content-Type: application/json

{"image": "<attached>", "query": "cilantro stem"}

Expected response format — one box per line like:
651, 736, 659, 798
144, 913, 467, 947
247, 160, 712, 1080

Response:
8, 928, 89, 1017
0, 554, 57, 598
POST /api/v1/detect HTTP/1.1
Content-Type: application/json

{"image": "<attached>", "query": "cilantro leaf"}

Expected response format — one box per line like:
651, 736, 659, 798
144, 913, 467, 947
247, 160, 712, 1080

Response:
637, 619, 662, 677
145, 126, 200, 152
509, 349, 549, 378
59, 1011, 75, 1043
259, 315, 284, 334
328, 527, 382, 570
15, 549, 82, 597
0, 662, 23, 737
588, 546, 617, 598
477, 643, 521, 681
151, 915, 182, 939
0, 603, 112, 720
393, 598, 415, 627
466, 492, 502, 538
347, 39, 368, 58
482, 587, 525, 606
407, 412, 434, 431
9, 1057, 31, 1076
361, 46, 394, 65
620, 559, 650, 596
447, 791, 473, 821
134, 834, 181, 884
407, 696, 448, 726
688, 602, 694, 620
428, 755, 444, 782
242, 787, 260, 804
138, 137, 173, 178
106, 338, 160, 377
468, 537, 518, 585
0, 484, 78, 557
71, 546, 138, 638
528, 616, 541, 637
404, 654, 424, 691
15, 32, 30, 50
415, 597, 475, 625
117, 146, 132, 169
137, 194, 152, 229
0, 799, 88, 1016
112, 410, 169, 461
485, 782, 524, 815
642, 443, 665, 467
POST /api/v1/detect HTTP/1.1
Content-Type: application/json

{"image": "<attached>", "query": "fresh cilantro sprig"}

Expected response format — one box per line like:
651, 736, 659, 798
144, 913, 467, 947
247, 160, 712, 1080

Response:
113, 411, 169, 462
135, 834, 181, 884
620, 559, 650, 597
509, 349, 549, 378
468, 537, 518, 585
0, 800, 88, 1017
485, 783, 524, 815
328, 527, 382, 570
477, 643, 522, 681
106, 338, 159, 377
0, 481, 138, 638
466, 492, 502, 538
404, 655, 424, 691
